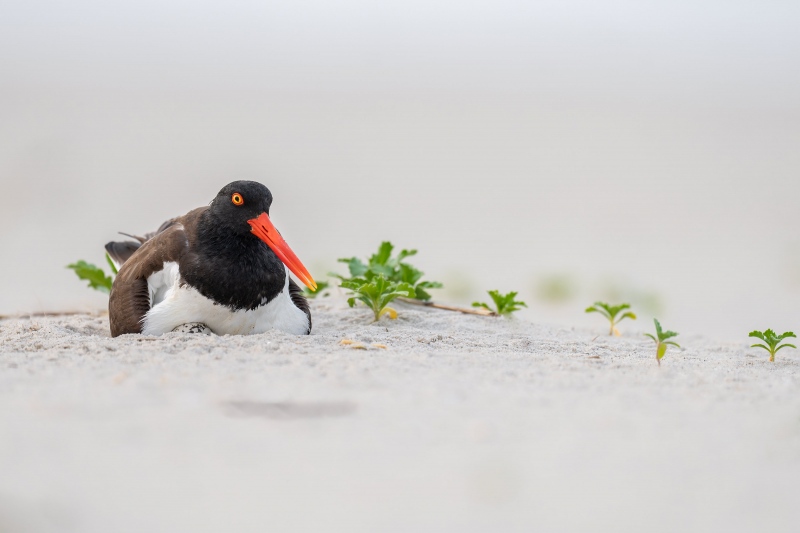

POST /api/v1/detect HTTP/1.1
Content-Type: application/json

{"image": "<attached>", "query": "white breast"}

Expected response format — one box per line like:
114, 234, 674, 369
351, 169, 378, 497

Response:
140, 262, 309, 336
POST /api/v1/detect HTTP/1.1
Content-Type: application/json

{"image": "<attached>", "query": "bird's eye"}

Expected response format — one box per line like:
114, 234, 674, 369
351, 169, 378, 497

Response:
231, 193, 244, 206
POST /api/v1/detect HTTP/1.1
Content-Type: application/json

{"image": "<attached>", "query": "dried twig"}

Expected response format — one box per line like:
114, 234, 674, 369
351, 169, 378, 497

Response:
396, 298, 498, 317
0, 310, 106, 320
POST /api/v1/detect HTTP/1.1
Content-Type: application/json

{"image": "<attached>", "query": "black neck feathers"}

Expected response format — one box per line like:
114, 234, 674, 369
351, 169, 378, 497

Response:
180, 211, 286, 310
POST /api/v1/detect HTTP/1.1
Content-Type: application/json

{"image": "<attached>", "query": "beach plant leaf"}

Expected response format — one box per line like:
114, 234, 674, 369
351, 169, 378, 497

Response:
105, 252, 119, 275
303, 280, 330, 298
411, 280, 442, 302
339, 257, 369, 278
657, 343, 667, 360
586, 302, 636, 336
472, 290, 527, 316
340, 275, 415, 321
373, 241, 394, 266
335, 241, 442, 301
748, 329, 796, 362
645, 318, 680, 366
67, 260, 114, 294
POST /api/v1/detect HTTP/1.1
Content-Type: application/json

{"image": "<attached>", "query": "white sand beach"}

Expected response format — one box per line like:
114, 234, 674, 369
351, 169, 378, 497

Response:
2, 298, 799, 532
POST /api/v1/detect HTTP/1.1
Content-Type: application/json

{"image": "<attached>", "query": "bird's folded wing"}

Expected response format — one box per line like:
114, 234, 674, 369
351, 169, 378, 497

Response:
108, 223, 190, 337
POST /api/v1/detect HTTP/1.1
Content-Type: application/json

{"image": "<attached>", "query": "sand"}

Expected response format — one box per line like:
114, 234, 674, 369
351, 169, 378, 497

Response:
1, 297, 799, 532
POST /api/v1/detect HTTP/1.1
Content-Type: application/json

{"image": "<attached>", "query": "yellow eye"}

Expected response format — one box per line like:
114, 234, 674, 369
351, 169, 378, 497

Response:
231, 193, 244, 206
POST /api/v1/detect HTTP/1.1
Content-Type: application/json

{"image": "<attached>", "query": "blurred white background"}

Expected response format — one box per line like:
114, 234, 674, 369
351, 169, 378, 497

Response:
1, 0, 799, 337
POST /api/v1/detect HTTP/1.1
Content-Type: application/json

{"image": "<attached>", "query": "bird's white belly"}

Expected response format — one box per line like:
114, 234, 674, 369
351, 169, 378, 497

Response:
140, 262, 309, 335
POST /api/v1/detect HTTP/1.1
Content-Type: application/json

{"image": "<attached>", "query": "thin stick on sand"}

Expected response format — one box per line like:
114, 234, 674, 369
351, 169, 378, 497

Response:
0, 311, 106, 320
396, 298, 498, 317
1, 300, 496, 320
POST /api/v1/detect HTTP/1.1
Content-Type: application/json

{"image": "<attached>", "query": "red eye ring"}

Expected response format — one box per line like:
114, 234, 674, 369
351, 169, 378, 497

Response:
231, 193, 244, 206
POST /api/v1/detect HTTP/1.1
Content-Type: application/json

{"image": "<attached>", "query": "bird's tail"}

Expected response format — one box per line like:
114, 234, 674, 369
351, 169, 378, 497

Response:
104, 233, 146, 268
105, 218, 179, 269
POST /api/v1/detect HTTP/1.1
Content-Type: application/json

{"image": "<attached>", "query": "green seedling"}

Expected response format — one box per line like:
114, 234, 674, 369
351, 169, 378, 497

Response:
644, 319, 679, 367
585, 302, 636, 336
336, 241, 442, 301
472, 290, 527, 316
67, 253, 117, 294
340, 276, 415, 321
303, 280, 330, 298
748, 329, 796, 362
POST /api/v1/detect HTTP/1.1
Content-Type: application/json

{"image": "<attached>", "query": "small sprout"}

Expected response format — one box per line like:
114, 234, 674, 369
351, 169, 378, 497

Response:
336, 241, 442, 301
304, 280, 330, 298
334, 241, 439, 321
472, 290, 527, 316
585, 302, 636, 336
644, 319, 679, 367
339, 275, 415, 322
749, 329, 796, 362
67, 257, 115, 293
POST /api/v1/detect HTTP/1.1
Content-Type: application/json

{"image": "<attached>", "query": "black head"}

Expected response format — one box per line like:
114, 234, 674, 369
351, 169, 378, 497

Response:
208, 180, 274, 235
198, 179, 316, 292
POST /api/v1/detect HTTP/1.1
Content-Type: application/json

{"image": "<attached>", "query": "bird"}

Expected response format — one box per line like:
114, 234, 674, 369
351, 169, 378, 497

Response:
104, 180, 316, 337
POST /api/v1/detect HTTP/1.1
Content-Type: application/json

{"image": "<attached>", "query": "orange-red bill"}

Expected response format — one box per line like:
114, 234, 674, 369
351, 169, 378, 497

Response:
247, 212, 317, 291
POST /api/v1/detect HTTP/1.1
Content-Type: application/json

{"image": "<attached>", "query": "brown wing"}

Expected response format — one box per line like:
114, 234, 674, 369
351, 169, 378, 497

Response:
105, 217, 184, 266
108, 208, 206, 337
288, 278, 312, 334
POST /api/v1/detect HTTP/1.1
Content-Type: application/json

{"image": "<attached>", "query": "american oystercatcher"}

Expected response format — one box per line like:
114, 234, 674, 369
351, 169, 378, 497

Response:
105, 181, 316, 337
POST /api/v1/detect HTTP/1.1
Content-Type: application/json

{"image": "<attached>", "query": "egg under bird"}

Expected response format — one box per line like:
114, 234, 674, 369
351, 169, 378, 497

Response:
105, 181, 317, 337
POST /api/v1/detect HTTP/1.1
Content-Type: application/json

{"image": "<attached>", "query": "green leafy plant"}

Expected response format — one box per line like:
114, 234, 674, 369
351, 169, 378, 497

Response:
749, 329, 796, 362
340, 276, 415, 321
644, 319, 679, 366
472, 290, 527, 316
336, 241, 442, 301
67, 253, 117, 294
303, 280, 330, 298
585, 302, 636, 336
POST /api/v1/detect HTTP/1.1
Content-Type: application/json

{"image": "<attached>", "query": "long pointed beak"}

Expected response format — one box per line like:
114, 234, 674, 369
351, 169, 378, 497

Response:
247, 212, 317, 291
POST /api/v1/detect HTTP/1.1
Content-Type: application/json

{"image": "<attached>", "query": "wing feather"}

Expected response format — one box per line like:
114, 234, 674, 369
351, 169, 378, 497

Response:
108, 220, 194, 336
288, 279, 311, 334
